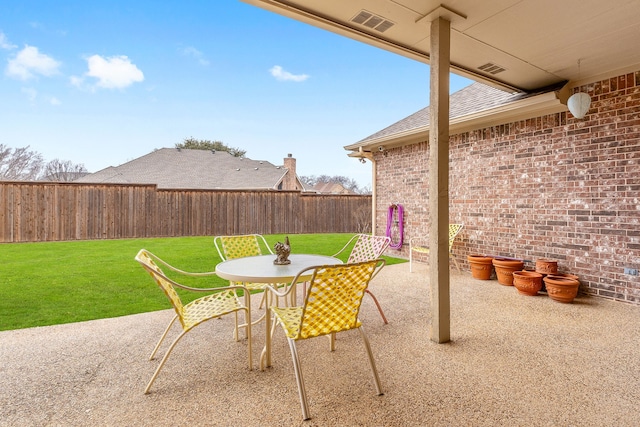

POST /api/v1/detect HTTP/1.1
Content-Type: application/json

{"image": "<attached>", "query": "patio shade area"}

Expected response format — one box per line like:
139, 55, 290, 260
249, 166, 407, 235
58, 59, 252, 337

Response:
1, 263, 638, 426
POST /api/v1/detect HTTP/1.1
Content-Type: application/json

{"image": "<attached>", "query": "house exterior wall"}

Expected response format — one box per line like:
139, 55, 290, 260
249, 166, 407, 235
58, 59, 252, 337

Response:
374, 70, 640, 304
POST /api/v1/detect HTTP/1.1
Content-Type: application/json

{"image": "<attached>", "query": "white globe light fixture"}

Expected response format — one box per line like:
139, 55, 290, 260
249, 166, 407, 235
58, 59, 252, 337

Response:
567, 92, 591, 119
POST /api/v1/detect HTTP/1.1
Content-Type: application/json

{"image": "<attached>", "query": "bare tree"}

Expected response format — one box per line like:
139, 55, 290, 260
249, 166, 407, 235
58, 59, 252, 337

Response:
42, 159, 89, 181
300, 174, 369, 194
353, 204, 372, 233
0, 144, 44, 181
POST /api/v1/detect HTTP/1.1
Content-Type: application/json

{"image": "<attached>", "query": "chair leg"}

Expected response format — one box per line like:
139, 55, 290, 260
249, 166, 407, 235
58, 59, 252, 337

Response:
365, 289, 388, 324
233, 311, 240, 342
329, 332, 336, 351
358, 326, 383, 396
287, 337, 311, 421
233, 313, 257, 341
409, 247, 413, 273
451, 254, 461, 273
145, 330, 187, 394
258, 290, 267, 309
244, 307, 252, 371
233, 285, 253, 342
244, 290, 252, 340
233, 299, 254, 370
149, 315, 178, 360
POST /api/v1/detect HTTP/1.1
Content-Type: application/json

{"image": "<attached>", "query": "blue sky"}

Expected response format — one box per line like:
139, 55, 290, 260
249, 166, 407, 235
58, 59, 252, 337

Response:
1, 0, 472, 187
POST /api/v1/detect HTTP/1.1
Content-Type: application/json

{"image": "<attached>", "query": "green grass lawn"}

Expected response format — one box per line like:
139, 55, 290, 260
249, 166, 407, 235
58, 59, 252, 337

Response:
0, 233, 405, 331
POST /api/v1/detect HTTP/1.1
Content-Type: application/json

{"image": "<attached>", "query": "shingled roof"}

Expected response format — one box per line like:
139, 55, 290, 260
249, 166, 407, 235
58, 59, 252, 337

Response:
345, 81, 568, 157
75, 148, 295, 190
313, 181, 354, 195
358, 83, 529, 143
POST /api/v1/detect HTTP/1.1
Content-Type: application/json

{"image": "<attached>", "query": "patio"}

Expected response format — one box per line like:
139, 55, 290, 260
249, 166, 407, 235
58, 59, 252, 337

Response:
1, 262, 638, 426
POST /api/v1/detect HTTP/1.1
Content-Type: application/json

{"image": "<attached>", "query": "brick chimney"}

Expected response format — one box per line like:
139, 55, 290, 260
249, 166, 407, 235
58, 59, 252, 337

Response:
282, 154, 299, 191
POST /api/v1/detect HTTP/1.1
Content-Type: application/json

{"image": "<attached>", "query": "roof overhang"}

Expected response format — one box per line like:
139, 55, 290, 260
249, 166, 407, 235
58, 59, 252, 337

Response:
242, 0, 640, 94
241, 0, 520, 93
242, 1, 640, 158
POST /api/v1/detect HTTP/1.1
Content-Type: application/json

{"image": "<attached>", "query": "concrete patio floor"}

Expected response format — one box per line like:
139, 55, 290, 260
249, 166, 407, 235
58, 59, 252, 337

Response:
1, 262, 639, 426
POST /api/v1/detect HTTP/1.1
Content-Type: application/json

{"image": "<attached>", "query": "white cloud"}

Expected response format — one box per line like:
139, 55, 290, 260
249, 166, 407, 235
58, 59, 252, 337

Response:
180, 46, 209, 66
269, 65, 309, 82
0, 31, 17, 50
84, 54, 144, 89
49, 97, 61, 105
6, 45, 61, 80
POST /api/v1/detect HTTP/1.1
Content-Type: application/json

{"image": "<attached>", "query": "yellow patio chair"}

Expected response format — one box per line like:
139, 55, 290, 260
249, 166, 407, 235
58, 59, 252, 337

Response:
263, 259, 385, 421
134, 249, 252, 394
214, 234, 285, 336
409, 223, 464, 273
332, 234, 391, 323
214, 234, 272, 262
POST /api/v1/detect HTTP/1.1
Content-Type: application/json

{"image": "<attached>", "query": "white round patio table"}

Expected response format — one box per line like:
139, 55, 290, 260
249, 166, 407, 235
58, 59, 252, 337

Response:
215, 253, 342, 369
215, 253, 341, 284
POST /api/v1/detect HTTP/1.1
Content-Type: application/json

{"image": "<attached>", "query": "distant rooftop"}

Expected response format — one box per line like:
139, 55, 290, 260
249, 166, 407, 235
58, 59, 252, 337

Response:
74, 148, 291, 190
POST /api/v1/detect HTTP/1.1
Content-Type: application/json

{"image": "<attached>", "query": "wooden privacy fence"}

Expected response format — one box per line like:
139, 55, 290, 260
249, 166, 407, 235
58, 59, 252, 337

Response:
0, 182, 372, 243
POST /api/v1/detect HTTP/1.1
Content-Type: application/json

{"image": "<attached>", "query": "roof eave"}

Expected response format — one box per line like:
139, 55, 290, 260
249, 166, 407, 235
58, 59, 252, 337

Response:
241, 0, 524, 93
345, 90, 566, 155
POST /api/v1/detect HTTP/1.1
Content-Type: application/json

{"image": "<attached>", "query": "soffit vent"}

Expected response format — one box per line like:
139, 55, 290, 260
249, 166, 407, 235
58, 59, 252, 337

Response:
478, 62, 507, 75
351, 10, 395, 33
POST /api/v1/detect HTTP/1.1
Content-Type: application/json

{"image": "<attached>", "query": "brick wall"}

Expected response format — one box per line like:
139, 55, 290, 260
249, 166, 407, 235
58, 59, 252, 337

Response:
375, 70, 640, 304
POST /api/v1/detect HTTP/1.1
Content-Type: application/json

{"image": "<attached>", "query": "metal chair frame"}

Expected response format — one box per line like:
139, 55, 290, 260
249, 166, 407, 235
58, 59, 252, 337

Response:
409, 224, 464, 273
332, 234, 391, 323
262, 260, 385, 420
135, 249, 252, 394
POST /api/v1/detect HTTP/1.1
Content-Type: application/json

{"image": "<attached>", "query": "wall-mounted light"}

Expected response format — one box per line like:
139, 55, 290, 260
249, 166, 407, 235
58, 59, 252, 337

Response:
567, 92, 591, 119
568, 59, 591, 119
359, 158, 367, 164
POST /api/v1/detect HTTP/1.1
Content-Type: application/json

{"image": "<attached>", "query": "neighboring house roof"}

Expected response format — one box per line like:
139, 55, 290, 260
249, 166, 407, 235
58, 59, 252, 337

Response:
313, 181, 354, 195
300, 182, 317, 192
346, 82, 567, 153
74, 148, 298, 190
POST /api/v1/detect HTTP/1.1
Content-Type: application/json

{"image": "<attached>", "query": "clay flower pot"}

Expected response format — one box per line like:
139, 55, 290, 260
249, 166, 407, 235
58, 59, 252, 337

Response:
548, 272, 579, 282
512, 270, 543, 296
535, 259, 558, 275
543, 275, 580, 303
492, 258, 525, 286
467, 255, 494, 280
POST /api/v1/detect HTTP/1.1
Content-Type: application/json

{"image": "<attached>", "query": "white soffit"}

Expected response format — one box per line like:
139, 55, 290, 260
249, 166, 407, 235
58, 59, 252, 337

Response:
242, 0, 640, 92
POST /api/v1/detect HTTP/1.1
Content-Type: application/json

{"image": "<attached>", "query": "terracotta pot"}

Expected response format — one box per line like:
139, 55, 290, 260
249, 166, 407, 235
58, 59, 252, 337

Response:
492, 258, 525, 286
535, 259, 558, 275
548, 272, 579, 282
467, 255, 494, 280
543, 275, 580, 303
512, 270, 543, 296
